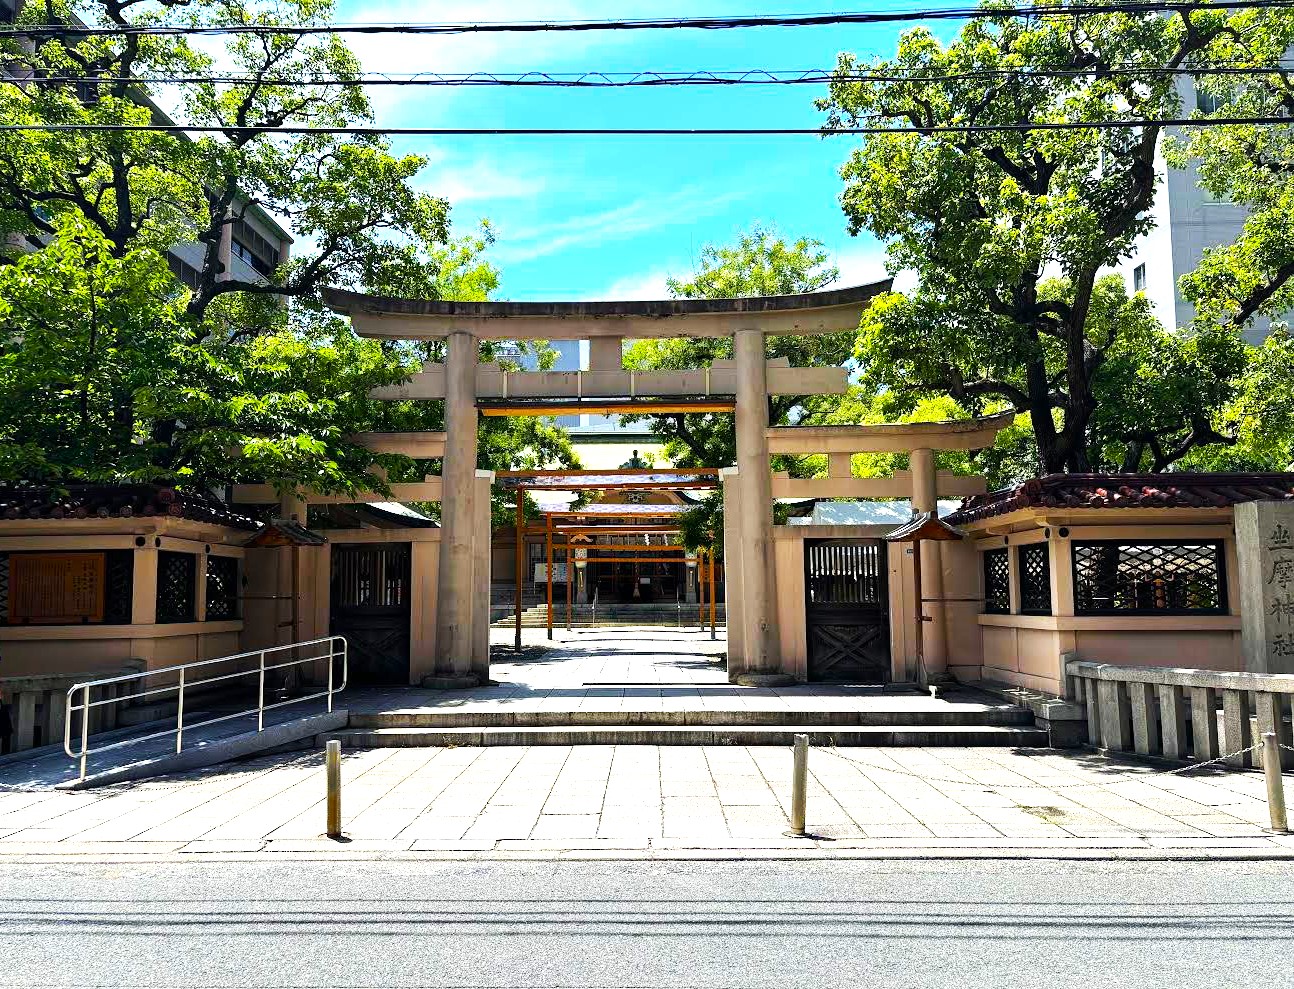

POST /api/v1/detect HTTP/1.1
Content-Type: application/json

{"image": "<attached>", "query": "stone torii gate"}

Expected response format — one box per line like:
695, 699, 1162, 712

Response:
322, 284, 890, 685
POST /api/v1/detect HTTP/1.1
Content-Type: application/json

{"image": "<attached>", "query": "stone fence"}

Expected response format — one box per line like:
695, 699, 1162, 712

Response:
1066, 655, 1294, 769
0, 666, 144, 755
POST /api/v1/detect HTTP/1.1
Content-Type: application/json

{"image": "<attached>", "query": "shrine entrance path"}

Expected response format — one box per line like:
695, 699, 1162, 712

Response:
343, 626, 1013, 718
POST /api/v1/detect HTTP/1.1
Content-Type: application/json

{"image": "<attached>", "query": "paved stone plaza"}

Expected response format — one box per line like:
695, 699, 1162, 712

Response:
0, 742, 1288, 857
0, 628, 1289, 858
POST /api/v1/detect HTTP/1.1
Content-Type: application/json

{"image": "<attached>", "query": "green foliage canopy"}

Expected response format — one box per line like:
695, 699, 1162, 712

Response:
820, 3, 1251, 474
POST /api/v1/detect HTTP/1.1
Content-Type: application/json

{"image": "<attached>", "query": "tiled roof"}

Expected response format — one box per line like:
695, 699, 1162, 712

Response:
0, 484, 260, 530
944, 473, 1294, 526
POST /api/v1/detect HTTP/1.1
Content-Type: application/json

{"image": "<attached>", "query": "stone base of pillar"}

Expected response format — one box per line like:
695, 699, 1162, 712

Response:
731, 672, 798, 687
419, 674, 482, 690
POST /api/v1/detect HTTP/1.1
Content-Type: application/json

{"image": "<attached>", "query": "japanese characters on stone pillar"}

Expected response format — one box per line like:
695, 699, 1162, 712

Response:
1236, 501, 1294, 674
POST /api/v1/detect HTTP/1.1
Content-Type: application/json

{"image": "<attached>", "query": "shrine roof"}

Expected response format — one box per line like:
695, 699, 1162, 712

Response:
0, 483, 259, 530
944, 473, 1294, 526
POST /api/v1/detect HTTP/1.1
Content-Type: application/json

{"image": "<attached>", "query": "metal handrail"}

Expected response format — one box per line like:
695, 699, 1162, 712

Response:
64, 636, 348, 780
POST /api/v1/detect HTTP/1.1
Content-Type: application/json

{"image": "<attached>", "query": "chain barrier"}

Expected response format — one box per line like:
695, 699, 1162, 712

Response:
820, 739, 1271, 792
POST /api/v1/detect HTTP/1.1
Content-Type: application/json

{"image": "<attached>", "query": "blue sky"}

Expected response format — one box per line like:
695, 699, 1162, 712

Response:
331, 1, 950, 301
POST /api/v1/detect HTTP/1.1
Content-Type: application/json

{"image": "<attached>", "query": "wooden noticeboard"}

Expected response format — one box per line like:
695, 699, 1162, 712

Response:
9, 552, 106, 624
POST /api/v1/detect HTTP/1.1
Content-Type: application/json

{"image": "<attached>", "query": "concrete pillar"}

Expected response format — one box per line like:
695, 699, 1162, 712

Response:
1157, 684, 1188, 760
910, 448, 948, 675
132, 546, 158, 625
732, 329, 783, 682
588, 336, 623, 371
1190, 686, 1220, 760
1235, 501, 1294, 673
46, 688, 67, 752
720, 467, 745, 669
1129, 681, 1160, 756
277, 491, 306, 647
431, 330, 480, 687
1096, 679, 1132, 752
14, 690, 36, 751
471, 470, 494, 683
1222, 689, 1253, 768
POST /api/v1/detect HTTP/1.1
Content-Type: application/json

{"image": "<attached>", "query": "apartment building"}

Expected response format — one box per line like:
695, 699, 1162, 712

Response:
1113, 76, 1280, 343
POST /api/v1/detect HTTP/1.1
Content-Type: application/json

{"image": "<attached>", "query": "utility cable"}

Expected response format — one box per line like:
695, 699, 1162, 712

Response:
2, 0, 1293, 38
0, 116, 1289, 135
10, 64, 1294, 88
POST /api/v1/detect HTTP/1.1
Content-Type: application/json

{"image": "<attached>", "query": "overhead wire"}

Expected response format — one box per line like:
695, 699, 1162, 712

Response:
9, 64, 1294, 87
2, 0, 1294, 37
1, 116, 1288, 135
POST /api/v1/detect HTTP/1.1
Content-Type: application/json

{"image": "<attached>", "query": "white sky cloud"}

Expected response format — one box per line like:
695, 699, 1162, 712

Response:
491, 185, 749, 264
584, 269, 673, 301
832, 240, 916, 293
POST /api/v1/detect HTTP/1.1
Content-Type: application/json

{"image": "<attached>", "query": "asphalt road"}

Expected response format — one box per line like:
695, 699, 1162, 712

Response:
0, 856, 1288, 988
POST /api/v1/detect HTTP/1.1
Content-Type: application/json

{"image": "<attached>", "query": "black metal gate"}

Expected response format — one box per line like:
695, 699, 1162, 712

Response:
329, 543, 411, 686
804, 539, 890, 683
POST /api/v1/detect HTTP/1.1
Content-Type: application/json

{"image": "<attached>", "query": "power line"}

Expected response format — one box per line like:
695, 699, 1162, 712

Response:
3, 0, 1293, 38
0, 116, 1288, 135
11, 64, 1294, 88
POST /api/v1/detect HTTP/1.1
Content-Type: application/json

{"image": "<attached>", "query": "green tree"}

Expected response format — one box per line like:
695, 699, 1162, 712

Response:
0, 0, 578, 493
820, 2, 1249, 474
621, 225, 854, 472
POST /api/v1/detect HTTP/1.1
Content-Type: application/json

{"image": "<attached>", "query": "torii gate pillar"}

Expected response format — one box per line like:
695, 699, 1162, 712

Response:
730, 328, 786, 684
429, 330, 481, 687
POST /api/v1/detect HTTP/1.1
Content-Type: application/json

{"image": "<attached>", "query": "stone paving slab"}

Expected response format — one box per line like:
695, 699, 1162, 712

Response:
0, 743, 1289, 859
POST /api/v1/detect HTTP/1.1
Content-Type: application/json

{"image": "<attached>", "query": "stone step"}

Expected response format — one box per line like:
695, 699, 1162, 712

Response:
322, 724, 1050, 748
349, 707, 1035, 730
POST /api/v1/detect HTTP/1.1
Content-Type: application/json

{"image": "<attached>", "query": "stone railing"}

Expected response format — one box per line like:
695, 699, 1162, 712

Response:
1066, 655, 1294, 768
1, 665, 144, 755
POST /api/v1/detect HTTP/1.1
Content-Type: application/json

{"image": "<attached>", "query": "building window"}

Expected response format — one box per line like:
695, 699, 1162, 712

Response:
0, 550, 132, 625
1018, 543, 1052, 615
1072, 540, 1226, 616
156, 551, 197, 624
1196, 85, 1223, 114
982, 548, 1010, 614
230, 219, 279, 278
168, 253, 202, 291
205, 555, 239, 621
1133, 263, 1146, 293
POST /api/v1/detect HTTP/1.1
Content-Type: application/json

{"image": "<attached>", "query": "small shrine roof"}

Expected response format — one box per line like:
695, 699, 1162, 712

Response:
944, 473, 1294, 526
0, 483, 259, 530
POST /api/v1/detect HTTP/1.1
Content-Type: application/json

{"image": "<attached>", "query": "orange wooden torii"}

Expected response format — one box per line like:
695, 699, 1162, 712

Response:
495, 470, 720, 647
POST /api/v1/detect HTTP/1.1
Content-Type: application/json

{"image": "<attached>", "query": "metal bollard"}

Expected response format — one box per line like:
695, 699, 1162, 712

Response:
1263, 732, 1288, 833
326, 739, 343, 840
785, 733, 809, 838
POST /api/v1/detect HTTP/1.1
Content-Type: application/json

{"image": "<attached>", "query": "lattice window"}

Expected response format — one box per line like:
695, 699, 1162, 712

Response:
205, 554, 239, 621
805, 541, 886, 608
156, 551, 196, 624
1072, 541, 1226, 615
103, 550, 133, 624
983, 548, 1010, 614
1018, 543, 1052, 614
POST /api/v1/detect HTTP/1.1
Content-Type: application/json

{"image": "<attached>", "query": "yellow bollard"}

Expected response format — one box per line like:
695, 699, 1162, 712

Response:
326, 739, 342, 840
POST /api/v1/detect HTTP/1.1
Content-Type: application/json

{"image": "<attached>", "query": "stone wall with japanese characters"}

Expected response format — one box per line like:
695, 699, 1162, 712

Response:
1236, 501, 1294, 673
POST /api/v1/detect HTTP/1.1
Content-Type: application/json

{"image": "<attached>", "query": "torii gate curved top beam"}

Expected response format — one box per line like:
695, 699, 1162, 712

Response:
321, 281, 893, 340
